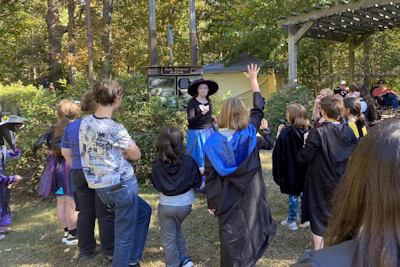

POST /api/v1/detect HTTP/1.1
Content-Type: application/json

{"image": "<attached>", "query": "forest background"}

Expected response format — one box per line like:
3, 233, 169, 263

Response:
1, 0, 400, 183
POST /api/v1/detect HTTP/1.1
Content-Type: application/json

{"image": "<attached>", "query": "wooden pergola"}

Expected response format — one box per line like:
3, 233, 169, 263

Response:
278, 0, 400, 86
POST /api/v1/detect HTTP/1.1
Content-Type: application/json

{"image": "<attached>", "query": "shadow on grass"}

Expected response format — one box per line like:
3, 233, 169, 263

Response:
1, 151, 311, 267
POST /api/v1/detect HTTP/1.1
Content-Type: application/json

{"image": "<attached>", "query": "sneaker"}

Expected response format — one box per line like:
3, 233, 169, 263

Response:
62, 231, 68, 243
129, 263, 140, 267
281, 218, 298, 230
65, 234, 78, 245
180, 256, 194, 267
0, 227, 11, 233
102, 255, 113, 266
299, 221, 310, 228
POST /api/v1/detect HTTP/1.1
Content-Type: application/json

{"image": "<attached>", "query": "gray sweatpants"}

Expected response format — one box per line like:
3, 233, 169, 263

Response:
158, 204, 192, 267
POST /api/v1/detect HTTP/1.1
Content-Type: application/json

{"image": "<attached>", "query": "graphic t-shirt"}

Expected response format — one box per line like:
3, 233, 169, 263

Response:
79, 114, 134, 189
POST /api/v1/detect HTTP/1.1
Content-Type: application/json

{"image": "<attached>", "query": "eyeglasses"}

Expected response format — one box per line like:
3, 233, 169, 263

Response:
378, 82, 385, 85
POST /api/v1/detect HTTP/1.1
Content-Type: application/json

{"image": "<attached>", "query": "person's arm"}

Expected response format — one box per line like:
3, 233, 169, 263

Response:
187, 100, 206, 125
372, 88, 386, 97
0, 174, 21, 184
61, 148, 73, 167
244, 64, 264, 129
298, 128, 320, 162
312, 95, 323, 120
258, 120, 274, 150
124, 141, 141, 160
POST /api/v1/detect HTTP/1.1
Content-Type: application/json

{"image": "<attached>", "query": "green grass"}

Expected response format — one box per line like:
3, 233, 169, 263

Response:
0, 150, 313, 266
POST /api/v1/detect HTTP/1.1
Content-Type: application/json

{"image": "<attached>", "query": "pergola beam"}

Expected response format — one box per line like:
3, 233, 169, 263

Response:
293, 21, 315, 44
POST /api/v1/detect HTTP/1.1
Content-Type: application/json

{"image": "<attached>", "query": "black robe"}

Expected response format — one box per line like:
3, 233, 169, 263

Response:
299, 122, 358, 236
204, 92, 277, 267
273, 126, 310, 196
151, 155, 202, 196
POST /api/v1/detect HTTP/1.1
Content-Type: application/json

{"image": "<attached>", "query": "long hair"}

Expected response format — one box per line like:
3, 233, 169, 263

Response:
218, 97, 250, 130
156, 127, 184, 167
324, 119, 400, 267
343, 97, 366, 128
53, 100, 80, 156
286, 103, 310, 128
349, 81, 378, 121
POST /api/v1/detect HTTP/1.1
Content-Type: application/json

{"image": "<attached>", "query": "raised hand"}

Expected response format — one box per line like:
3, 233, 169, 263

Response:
243, 63, 260, 81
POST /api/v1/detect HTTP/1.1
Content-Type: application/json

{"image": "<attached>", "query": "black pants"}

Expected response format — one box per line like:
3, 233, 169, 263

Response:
71, 169, 115, 256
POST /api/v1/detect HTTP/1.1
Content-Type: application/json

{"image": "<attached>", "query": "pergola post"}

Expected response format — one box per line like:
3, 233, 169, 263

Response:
349, 42, 355, 83
288, 28, 297, 87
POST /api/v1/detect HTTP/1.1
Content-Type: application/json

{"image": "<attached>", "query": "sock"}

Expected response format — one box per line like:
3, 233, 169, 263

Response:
63, 227, 68, 233
69, 229, 77, 236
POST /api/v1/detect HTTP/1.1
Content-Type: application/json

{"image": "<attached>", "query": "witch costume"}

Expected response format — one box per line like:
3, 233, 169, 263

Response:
0, 115, 27, 226
36, 126, 73, 198
204, 92, 277, 267
299, 121, 358, 236
186, 79, 218, 191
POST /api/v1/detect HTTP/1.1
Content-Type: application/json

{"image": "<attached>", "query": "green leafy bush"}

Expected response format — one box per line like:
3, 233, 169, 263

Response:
264, 85, 314, 136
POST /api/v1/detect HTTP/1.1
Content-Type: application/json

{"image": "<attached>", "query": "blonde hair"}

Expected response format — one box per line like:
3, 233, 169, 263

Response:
320, 88, 333, 97
286, 103, 310, 128
218, 98, 250, 130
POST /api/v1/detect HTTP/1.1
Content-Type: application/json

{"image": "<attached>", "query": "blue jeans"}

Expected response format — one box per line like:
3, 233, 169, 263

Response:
382, 93, 398, 110
96, 177, 152, 267
287, 194, 303, 223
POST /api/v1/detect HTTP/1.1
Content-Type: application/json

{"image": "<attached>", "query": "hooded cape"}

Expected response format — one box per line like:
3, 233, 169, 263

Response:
299, 122, 358, 236
151, 155, 202, 196
204, 92, 277, 267
273, 126, 310, 196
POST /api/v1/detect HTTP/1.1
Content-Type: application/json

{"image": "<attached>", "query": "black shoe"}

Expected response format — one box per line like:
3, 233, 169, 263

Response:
80, 250, 100, 261
102, 255, 113, 266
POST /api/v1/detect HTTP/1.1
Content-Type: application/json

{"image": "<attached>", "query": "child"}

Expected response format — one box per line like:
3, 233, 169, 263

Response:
151, 127, 202, 267
38, 100, 80, 245
312, 88, 334, 125
273, 104, 310, 230
79, 79, 152, 267
343, 97, 367, 140
299, 95, 358, 250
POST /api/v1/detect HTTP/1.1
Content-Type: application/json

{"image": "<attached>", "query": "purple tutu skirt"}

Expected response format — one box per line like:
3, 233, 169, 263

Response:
38, 155, 73, 197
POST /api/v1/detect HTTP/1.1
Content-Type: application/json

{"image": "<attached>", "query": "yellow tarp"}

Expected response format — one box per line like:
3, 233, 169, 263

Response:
204, 70, 284, 108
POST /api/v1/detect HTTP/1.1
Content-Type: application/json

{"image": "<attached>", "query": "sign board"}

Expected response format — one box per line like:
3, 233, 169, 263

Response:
161, 67, 191, 75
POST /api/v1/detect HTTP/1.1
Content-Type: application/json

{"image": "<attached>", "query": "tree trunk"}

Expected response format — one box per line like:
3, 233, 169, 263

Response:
46, 0, 64, 83
68, 0, 77, 85
100, 0, 113, 79
363, 37, 371, 89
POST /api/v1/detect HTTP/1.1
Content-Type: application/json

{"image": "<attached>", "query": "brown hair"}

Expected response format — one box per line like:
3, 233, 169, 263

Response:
218, 98, 250, 130
286, 103, 310, 128
320, 95, 343, 120
53, 100, 80, 156
324, 119, 400, 267
93, 79, 125, 106
80, 90, 98, 115
377, 79, 385, 85
343, 97, 366, 128
156, 127, 184, 167
349, 81, 378, 121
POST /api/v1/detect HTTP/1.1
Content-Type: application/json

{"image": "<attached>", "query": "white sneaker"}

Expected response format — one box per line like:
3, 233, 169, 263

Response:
182, 261, 194, 267
299, 221, 310, 228
281, 218, 298, 230
65, 234, 78, 245
62, 231, 68, 243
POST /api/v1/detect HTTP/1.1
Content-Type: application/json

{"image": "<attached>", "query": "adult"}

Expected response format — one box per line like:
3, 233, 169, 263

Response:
372, 79, 399, 118
334, 80, 348, 98
61, 90, 114, 264
204, 64, 277, 267
186, 78, 218, 191
348, 81, 378, 123
292, 119, 400, 267
41, 76, 51, 89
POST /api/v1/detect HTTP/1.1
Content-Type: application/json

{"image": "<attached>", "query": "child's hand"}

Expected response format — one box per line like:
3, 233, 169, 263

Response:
260, 118, 269, 130
315, 95, 323, 103
277, 124, 285, 136
243, 63, 260, 81
202, 105, 210, 115
208, 209, 216, 215
16, 175, 22, 181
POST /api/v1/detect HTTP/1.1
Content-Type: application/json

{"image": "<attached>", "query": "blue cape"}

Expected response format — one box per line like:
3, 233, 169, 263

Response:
204, 124, 257, 177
